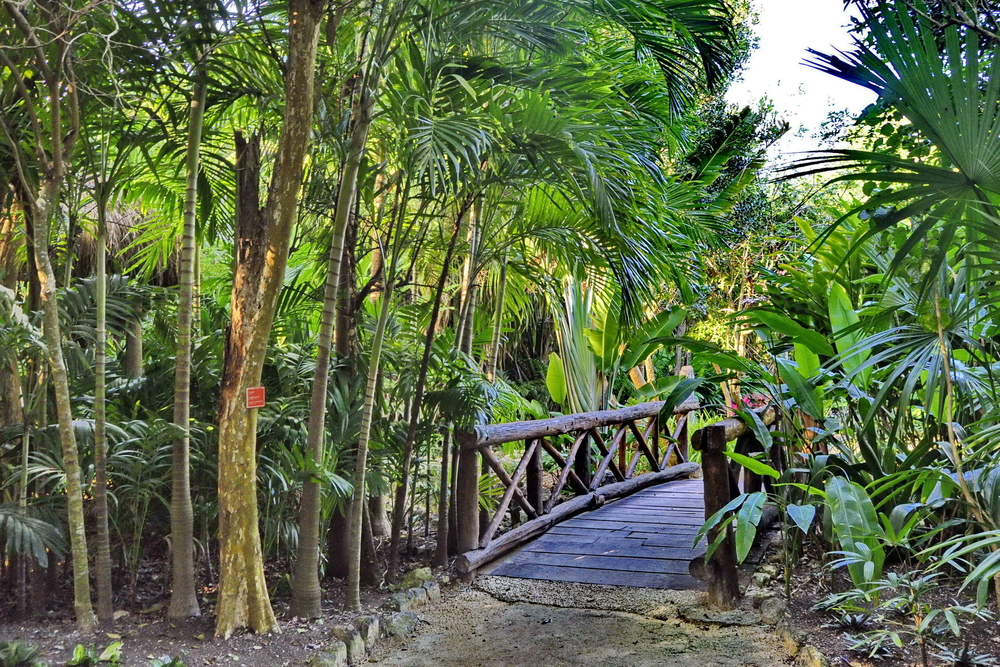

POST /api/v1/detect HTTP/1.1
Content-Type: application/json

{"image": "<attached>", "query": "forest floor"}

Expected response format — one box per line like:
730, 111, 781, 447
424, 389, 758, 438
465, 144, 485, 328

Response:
5, 536, 1000, 666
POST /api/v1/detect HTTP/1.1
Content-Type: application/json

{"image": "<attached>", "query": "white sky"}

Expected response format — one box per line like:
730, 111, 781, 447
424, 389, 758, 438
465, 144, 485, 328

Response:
726, 0, 879, 158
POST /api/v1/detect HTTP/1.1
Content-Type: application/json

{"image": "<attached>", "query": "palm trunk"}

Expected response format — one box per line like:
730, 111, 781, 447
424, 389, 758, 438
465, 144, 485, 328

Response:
387, 204, 467, 579
455, 197, 481, 355
290, 236, 342, 618
93, 199, 113, 624
124, 320, 143, 380
486, 255, 507, 382
433, 429, 452, 566
215, 0, 327, 638
33, 178, 97, 632
290, 41, 378, 619
168, 74, 208, 620
369, 495, 390, 537
346, 286, 392, 610
15, 363, 29, 618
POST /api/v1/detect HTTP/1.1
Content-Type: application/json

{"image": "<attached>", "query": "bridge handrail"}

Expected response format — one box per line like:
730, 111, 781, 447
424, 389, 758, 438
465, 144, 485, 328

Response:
466, 395, 700, 449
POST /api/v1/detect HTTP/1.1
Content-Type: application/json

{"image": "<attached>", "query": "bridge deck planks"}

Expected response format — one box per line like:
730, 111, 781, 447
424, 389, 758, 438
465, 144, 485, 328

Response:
483, 477, 708, 590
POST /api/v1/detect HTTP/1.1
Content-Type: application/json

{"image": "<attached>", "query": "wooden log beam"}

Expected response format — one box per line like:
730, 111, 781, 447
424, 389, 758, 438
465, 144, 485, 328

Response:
539, 437, 589, 497
526, 438, 543, 513
691, 405, 776, 451
480, 441, 538, 548
480, 447, 538, 519
591, 424, 628, 490
545, 429, 590, 513
628, 420, 660, 473
467, 396, 700, 449
456, 462, 700, 574
590, 428, 625, 486
596, 462, 699, 502
456, 492, 603, 574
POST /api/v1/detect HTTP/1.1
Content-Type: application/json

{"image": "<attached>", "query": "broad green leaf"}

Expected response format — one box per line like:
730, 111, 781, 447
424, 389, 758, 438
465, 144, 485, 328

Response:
600, 303, 621, 370
738, 408, 774, 450
793, 343, 820, 381
776, 358, 825, 419
786, 504, 816, 534
735, 491, 767, 562
828, 281, 872, 388
826, 477, 885, 587
725, 450, 779, 479
749, 310, 835, 357
620, 307, 686, 371
545, 353, 566, 405
635, 376, 683, 401
584, 328, 604, 361
658, 377, 706, 420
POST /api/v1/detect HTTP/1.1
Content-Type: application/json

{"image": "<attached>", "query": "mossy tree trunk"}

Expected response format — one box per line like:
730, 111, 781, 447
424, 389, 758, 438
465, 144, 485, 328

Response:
214, 0, 328, 638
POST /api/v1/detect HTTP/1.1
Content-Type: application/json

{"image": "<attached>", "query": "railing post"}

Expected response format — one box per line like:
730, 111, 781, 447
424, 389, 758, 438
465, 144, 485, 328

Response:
574, 431, 591, 489
699, 423, 740, 607
455, 430, 481, 557
526, 438, 543, 513
678, 411, 690, 461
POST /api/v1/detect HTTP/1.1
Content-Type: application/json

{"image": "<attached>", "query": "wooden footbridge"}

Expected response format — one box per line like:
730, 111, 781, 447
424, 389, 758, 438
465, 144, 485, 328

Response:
452, 394, 778, 606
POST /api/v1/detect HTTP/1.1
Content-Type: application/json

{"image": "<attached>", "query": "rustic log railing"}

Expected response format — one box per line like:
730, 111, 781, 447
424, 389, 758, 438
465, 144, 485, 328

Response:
454, 394, 700, 574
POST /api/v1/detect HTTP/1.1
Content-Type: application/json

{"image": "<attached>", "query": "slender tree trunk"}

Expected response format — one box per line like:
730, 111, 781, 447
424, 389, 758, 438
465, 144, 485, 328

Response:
290, 236, 341, 618
346, 287, 392, 610
215, 0, 327, 637
169, 74, 208, 620
486, 255, 507, 381
388, 205, 466, 579
93, 200, 113, 625
124, 320, 143, 380
433, 429, 451, 566
13, 362, 28, 618
33, 178, 97, 632
290, 28, 378, 617
0, 201, 19, 287
455, 197, 481, 355
369, 495, 390, 537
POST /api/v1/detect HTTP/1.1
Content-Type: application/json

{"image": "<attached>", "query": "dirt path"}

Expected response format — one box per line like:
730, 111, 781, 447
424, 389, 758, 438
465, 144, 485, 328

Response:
370, 586, 796, 667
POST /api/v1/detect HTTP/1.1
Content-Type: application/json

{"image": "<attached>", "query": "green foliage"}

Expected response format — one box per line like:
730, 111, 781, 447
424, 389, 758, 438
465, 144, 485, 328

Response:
826, 477, 885, 589
65, 644, 120, 667
0, 642, 43, 667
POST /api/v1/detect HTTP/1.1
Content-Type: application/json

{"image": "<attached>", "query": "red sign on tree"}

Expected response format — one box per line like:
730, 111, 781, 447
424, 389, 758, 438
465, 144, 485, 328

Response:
246, 386, 266, 410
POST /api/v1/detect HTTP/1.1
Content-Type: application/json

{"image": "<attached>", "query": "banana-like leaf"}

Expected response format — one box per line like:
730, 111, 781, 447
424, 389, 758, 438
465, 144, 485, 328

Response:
748, 310, 835, 357
546, 352, 566, 405
826, 477, 885, 588
735, 491, 767, 562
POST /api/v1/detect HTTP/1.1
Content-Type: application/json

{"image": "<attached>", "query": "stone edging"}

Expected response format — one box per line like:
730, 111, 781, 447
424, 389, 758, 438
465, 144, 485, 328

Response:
311, 578, 442, 667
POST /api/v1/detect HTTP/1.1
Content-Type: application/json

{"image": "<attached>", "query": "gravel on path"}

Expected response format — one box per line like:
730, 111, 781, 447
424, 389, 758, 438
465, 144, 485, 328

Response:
369, 583, 796, 667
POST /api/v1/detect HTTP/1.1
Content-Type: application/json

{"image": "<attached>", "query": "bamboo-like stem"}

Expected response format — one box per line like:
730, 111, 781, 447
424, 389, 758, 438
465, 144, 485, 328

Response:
486, 254, 507, 382
169, 73, 207, 620
93, 195, 113, 624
